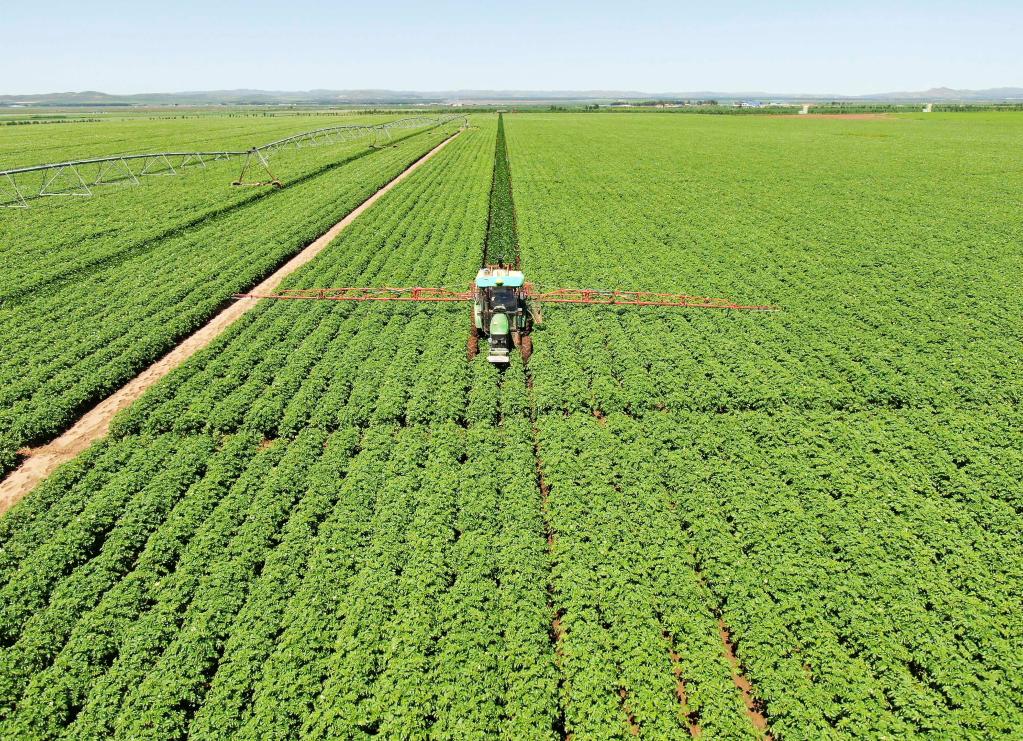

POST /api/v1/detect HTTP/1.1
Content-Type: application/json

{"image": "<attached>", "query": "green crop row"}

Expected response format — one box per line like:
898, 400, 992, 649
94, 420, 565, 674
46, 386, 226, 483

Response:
0, 113, 398, 299
0, 118, 563, 739
484, 114, 517, 265
0, 111, 397, 168
0, 120, 460, 478
507, 112, 1023, 737
1, 111, 1021, 739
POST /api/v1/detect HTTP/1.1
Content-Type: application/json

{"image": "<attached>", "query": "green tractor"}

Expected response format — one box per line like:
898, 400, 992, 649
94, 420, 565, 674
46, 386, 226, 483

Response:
472, 266, 537, 364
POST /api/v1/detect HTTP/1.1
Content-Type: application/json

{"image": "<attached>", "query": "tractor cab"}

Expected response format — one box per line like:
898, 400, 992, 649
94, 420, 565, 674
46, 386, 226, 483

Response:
473, 266, 532, 364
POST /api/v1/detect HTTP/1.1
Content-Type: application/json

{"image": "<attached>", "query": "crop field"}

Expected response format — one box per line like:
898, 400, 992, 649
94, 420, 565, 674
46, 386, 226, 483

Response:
0, 110, 1021, 739
0, 113, 461, 475
0, 111, 402, 164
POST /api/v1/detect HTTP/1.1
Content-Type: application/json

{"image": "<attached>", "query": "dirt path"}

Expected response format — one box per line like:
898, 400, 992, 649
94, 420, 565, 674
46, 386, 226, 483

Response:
0, 128, 463, 516
719, 619, 771, 737
663, 631, 703, 737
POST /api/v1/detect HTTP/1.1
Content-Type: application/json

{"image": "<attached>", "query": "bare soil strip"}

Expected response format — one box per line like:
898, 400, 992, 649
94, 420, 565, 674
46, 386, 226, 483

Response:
618, 688, 641, 736
718, 619, 771, 737
537, 447, 568, 738
663, 631, 703, 737
0, 129, 463, 516
524, 367, 568, 739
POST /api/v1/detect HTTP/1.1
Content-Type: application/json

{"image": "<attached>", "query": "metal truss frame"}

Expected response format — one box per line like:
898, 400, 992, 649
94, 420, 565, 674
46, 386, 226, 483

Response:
232, 115, 466, 186
1, 115, 467, 207
0, 151, 244, 208
235, 281, 779, 312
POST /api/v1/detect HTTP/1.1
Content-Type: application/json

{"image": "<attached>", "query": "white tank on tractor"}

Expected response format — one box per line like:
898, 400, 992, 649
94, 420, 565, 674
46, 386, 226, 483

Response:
472, 266, 532, 364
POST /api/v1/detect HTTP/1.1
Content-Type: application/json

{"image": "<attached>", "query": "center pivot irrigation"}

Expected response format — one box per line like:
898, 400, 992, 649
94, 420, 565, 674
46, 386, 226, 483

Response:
0, 114, 467, 208
237, 265, 779, 365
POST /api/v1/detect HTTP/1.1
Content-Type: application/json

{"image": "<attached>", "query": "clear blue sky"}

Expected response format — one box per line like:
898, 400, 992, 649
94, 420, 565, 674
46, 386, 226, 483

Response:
4, 0, 1020, 95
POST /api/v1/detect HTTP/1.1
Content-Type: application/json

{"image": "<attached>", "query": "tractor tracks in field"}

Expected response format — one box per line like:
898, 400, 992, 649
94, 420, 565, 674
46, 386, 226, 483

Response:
0, 128, 464, 516
691, 560, 772, 737
718, 619, 771, 737
490, 111, 770, 737
525, 365, 568, 740
484, 114, 566, 738
663, 630, 705, 737
483, 114, 520, 269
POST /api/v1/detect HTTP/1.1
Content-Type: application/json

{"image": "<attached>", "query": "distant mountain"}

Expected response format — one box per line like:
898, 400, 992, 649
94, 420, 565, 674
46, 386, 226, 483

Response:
2, 87, 1021, 106
859, 87, 1023, 101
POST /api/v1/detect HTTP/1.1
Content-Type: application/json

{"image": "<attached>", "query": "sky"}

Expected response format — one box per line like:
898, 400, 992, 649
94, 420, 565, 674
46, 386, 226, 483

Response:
2, 0, 1020, 95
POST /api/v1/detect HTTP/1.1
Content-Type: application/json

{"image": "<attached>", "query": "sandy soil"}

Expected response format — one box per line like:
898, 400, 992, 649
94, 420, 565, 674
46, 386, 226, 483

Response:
719, 619, 771, 735
0, 128, 463, 515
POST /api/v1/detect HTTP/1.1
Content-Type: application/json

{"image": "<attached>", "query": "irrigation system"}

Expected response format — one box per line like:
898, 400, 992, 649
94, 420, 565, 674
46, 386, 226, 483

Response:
1, 115, 467, 208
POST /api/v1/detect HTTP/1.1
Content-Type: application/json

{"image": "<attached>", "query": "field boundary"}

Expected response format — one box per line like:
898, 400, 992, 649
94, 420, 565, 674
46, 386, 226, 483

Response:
0, 127, 464, 515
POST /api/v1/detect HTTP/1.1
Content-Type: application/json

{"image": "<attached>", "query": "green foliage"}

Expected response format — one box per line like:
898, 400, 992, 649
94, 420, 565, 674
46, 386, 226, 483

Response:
0, 118, 560, 738
0, 118, 460, 477
1, 111, 1022, 738
484, 114, 518, 265
508, 112, 1023, 737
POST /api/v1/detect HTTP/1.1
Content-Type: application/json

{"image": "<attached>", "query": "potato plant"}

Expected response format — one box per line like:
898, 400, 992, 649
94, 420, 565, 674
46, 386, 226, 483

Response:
0, 120, 459, 477
1, 111, 1021, 738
